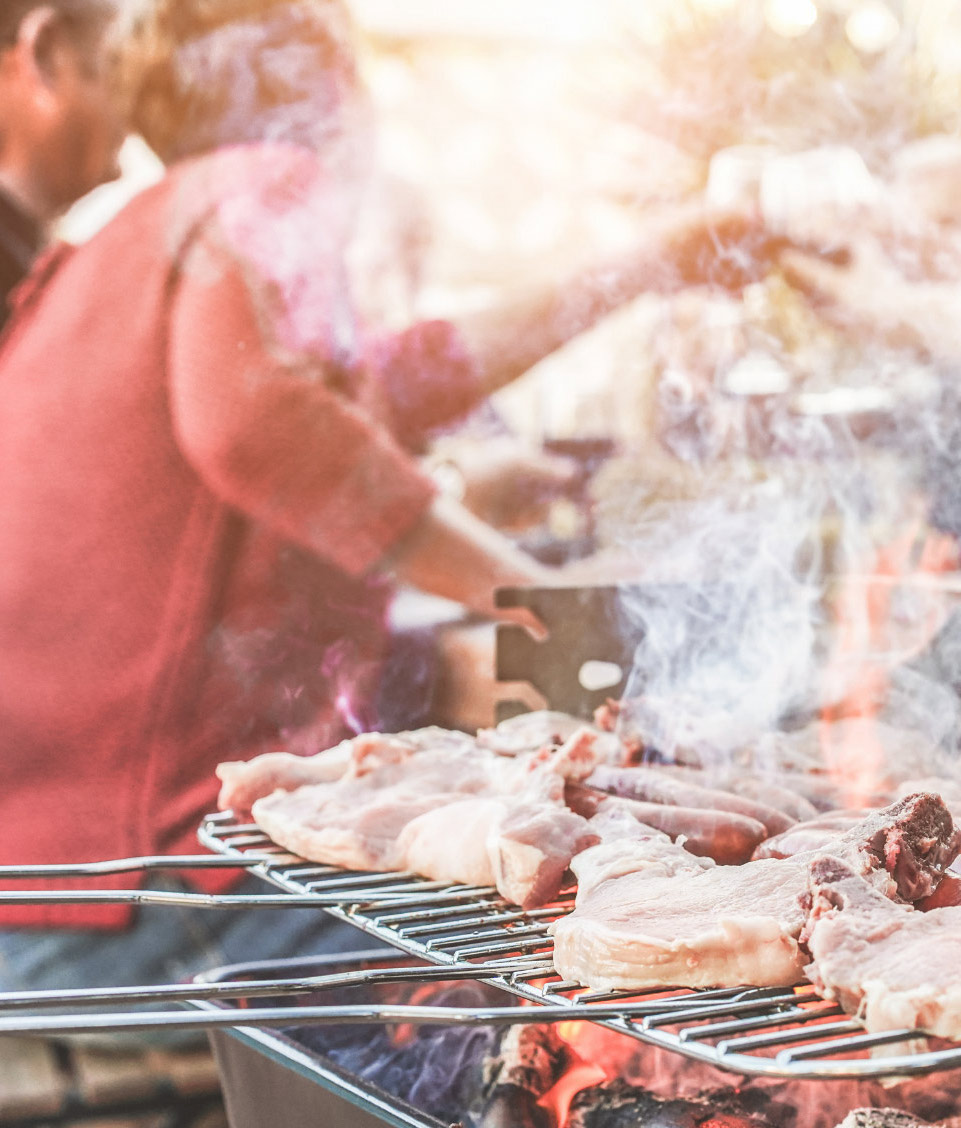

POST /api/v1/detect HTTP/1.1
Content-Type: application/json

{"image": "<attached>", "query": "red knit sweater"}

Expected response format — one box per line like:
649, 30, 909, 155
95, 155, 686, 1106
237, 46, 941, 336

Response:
0, 145, 481, 927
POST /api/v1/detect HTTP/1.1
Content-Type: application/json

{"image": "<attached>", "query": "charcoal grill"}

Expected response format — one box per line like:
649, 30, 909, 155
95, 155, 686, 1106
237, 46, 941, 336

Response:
0, 814, 958, 1083
197, 951, 463, 1128
0, 582, 958, 1102
193, 813, 961, 1082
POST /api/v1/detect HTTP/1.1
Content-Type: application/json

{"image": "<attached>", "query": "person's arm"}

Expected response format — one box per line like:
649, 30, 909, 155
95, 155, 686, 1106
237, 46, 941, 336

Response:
780, 238, 961, 364
372, 198, 765, 446
386, 493, 551, 619
167, 231, 550, 617
453, 200, 764, 397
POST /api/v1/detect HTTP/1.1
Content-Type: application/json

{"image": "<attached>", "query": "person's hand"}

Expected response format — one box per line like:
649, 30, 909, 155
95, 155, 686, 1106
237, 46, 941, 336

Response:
658, 199, 774, 292
428, 437, 580, 532
779, 236, 906, 338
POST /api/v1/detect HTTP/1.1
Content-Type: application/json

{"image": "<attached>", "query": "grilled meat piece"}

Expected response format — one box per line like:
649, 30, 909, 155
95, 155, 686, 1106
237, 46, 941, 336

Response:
217, 714, 620, 819
217, 743, 352, 819
249, 728, 604, 908
919, 872, 961, 910
553, 837, 810, 991
753, 810, 874, 860
216, 727, 476, 817
478, 710, 625, 761
804, 856, 961, 1040
398, 797, 598, 907
551, 794, 960, 992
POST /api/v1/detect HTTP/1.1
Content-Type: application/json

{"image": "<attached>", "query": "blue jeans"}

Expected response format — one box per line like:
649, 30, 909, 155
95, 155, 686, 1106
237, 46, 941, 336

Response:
0, 875, 382, 1048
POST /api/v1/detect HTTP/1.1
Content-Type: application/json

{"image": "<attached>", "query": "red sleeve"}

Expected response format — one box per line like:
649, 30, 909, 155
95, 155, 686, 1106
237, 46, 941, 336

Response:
167, 234, 436, 578
368, 320, 484, 449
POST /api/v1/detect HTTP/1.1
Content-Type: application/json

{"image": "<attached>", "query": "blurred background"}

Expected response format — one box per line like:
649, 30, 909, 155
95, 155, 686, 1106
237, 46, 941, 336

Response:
65, 0, 961, 458
60, 0, 961, 737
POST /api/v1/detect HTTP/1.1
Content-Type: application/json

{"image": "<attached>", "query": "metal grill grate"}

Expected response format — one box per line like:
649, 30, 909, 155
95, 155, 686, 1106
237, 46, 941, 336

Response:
198, 811, 961, 1081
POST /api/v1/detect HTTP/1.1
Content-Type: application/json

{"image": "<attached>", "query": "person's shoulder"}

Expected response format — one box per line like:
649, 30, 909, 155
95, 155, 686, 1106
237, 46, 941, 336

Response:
162, 144, 329, 256
170, 143, 324, 205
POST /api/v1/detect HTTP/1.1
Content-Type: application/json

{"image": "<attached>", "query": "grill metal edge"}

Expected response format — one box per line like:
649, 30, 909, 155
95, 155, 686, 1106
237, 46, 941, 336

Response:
198, 811, 961, 1081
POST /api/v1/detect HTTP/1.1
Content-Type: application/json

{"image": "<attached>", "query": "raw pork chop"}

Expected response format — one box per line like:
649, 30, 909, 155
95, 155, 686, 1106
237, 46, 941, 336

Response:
249, 728, 604, 908
804, 855, 961, 1040
217, 727, 477, 816
217, 713, 612, 817
399, 798, 598, 907
477, 711, 627, 763
550, 794, 959, 992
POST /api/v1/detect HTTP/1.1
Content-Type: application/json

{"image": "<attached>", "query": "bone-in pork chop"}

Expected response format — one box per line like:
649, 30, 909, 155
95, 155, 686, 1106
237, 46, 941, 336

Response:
399, 798, 598, 907
216, 728, 477, 817
804, 855, 961, 1040
218, 713, 603, 818
248, 727, 605, 907
550, 794, 960, 992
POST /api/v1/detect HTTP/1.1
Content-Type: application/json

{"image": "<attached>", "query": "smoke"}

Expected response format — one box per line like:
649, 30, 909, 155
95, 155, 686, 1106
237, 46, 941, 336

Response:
608, 380, 961, 773
611, 483, 824, 762
167, 4, 382, 360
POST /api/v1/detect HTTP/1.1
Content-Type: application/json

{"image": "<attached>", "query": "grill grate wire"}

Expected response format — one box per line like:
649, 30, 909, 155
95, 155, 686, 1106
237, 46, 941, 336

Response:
193, 811, 961, 1081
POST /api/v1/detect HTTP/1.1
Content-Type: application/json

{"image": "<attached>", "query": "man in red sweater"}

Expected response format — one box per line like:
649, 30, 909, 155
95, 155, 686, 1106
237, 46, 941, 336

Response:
0, 0, 764, 1037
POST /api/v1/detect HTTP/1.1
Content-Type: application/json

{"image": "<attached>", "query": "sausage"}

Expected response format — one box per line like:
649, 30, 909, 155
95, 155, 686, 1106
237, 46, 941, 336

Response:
648, 763, 824, 821
724, 776, 818, 824
566, 785, 767, 865
651, 762, 858, 815
587, 765, 796, 837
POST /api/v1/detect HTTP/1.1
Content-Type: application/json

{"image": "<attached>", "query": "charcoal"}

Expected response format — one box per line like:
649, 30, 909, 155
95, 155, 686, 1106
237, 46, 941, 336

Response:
483, 1025, 572, 1099
566, 1079, 735, 1128
477, 1026, 571, 1128
477, 1084, 553, 1128
834, 1113, 930, 1128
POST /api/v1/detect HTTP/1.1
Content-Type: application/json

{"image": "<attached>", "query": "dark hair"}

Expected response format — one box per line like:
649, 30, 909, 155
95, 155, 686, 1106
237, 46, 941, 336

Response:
112, 0, 358, 163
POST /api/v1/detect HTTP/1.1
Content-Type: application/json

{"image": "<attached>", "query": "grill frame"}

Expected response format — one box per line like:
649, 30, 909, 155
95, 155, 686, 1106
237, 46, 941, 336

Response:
197, 951, 453, 1128
198, 811, 961, 1081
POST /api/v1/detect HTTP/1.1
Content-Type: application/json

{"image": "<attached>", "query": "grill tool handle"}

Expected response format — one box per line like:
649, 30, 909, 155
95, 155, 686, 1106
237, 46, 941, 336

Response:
0, 997, 788, 1038
0, 962, 554, 1011
0, 886, 495, 908
0, 855, 272, 878
0, 963, 765, 1014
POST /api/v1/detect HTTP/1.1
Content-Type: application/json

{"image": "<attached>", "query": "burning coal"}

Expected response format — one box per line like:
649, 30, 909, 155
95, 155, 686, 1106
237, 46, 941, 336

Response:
271, 970, 961, 1128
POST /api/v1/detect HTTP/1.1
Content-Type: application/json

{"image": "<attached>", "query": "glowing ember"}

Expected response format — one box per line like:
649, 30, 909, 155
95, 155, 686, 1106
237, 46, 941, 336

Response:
539, 1060, 608, 1126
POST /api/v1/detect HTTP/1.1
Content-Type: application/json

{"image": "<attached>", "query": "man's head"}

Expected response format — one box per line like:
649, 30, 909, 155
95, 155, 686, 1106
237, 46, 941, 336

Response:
112, 0, 364, 165
0, 1, 124, 221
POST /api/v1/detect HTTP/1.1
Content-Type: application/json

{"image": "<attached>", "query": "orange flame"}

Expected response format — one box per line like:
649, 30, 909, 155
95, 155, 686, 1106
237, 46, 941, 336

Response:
820, 524, 959, 806
538, 1060, 608, 1125
389, 981, 454, 1046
